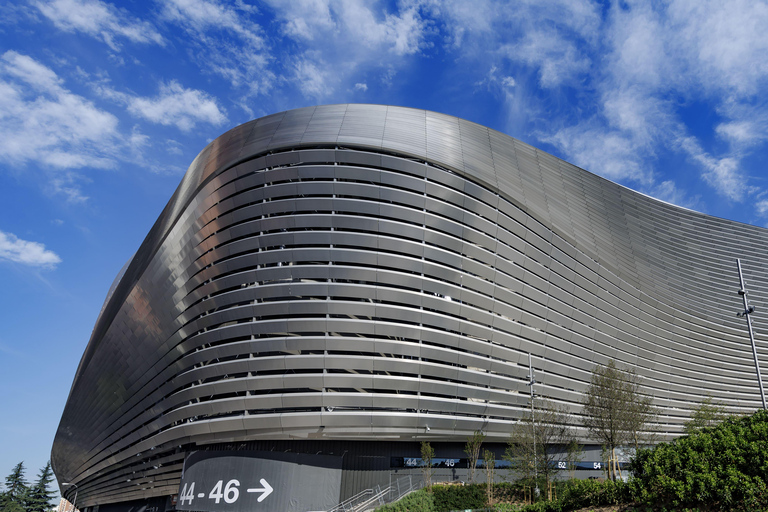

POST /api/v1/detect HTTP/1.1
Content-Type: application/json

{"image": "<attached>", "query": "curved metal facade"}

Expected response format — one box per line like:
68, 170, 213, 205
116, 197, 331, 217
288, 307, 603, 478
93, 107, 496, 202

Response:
53, 104, 768, 507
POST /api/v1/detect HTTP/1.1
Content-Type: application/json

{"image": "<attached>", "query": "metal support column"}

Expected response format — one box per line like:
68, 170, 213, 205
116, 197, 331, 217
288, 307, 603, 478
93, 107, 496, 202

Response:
737, 259, 767, 410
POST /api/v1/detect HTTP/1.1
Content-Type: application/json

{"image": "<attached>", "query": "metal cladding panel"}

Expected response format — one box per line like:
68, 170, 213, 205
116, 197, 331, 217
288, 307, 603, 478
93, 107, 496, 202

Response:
337, 104, 387, 148
382, 106, 427, 158
53, 104, 768, 508
301, 104, 346, 145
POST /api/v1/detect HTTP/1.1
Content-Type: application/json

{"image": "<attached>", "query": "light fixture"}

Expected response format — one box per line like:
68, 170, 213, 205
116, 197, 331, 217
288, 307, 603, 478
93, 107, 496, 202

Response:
62, 483, 78, 512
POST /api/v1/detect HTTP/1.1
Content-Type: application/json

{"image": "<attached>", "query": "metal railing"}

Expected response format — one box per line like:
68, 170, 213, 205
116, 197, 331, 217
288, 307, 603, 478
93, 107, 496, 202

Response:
327, 475, 420, 512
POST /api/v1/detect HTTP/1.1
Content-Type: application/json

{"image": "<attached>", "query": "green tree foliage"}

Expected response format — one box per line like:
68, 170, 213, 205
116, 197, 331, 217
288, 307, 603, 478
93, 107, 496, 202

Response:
2, 462, 29, 512
463, 430, 485, 484
420, 441, 435, 491
504, 400, 577, 488
632, 409, 768, 511
26, 461, 56, 512
581, 359, 654, 480
684, 395, 729, 434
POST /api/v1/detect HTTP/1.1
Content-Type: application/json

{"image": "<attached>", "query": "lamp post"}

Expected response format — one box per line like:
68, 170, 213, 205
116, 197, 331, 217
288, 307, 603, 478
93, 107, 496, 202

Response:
526, 353, 537, 485
736, 258, 767, 410
62, 483, 78, 512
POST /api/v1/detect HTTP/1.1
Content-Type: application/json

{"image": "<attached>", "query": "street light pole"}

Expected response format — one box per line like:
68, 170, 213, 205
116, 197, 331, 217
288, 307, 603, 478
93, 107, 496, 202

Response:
736, 258, 767, 410
526, 353, 537, 484
62, 483, 78, 512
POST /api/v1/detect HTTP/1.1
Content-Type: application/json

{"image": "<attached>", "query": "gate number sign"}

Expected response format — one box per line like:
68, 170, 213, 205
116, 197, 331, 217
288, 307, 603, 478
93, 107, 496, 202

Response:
179, 479, 273, 507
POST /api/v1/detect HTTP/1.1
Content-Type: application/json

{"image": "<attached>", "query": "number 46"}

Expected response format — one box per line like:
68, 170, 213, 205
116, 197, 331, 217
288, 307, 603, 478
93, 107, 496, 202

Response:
209, 480, 240, 504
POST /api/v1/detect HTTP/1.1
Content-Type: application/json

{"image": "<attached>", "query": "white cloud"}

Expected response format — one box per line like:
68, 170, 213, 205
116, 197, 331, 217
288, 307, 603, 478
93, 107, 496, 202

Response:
294, 59, 335, 100
127, 82, 227, 131
667, 0, 768, 98
99, 81, 227, 131
48, 171, 90, 203
525, 0, 768, 215
0, 230, 61, 268
678, 136, 749, 203
476, 66, 517, 94
161, 0, 264, 45
354, 83, 368, 92
272, 0, 428, 55
381, 67, 396, 88
159, 0, 273, 95
756, 199, 768, 217
265, 0, 432, 99
715, 121, 758, 146
647, 180, 702, 211
33, 0, 164, 51
543, 122, 651, 185
0, 51, 119, 201
502, 28, 591, 89
437, 0, 600, 87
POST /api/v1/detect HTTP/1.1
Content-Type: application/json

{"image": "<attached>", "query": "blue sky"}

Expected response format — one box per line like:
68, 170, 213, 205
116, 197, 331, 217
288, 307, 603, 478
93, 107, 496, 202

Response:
2, 0, 768, 489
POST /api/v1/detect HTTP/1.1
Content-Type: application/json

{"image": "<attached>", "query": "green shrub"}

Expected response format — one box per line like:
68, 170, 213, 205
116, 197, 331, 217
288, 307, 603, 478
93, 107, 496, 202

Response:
631, 409, 768, 511
374, 489, 435, 512
557, 478, 634, 509
492, 482, 525, 503
432, 483, 486, 511
492, 503, 522, 512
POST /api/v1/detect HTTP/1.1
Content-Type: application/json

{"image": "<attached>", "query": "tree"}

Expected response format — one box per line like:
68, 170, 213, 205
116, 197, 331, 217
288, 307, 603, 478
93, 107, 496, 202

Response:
632, 409, 768, 510
581, 359, 655, 480
684, 395, 728, 434
504, 399, 577, 488
564, 439, 584, 480
464, 430, 485, 484
420, 441, 435, 491
2, 462, 29, 512
482, 449, 495, 506
27, 461, 56, 512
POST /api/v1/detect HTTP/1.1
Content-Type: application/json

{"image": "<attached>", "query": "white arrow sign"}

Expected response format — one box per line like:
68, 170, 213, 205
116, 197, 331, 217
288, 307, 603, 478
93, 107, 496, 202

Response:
246, 479, 273, 503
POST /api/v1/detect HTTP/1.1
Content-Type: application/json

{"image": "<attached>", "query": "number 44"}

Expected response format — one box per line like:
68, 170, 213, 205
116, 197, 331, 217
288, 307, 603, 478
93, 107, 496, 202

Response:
179, 482, 195, 506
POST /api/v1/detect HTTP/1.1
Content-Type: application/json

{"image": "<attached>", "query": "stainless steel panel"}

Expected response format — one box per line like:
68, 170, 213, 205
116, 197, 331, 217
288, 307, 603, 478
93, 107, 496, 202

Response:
53, 105, 768, 508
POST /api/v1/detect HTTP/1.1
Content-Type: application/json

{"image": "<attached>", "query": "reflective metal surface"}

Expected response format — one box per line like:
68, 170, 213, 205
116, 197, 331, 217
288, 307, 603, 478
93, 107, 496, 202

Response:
52, 104, 768, 507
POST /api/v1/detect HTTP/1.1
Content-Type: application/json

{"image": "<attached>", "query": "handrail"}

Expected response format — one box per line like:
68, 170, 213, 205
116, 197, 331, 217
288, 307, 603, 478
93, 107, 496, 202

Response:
326, 475, 419, 512
326, 488, 375, 512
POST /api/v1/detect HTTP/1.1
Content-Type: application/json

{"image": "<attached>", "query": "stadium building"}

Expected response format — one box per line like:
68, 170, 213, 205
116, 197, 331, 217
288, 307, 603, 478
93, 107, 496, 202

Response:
52, 105, 768, 512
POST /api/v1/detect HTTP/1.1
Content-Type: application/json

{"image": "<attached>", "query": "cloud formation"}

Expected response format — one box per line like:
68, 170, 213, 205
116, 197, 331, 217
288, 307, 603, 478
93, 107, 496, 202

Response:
123, 81, 227, 131
33, 0, 164, 50
463, 0, 768, 215
266, 0, 433, 99
159, 0, 273, 96
7, 0, 768, 223
0, 230, 61, 268
0, 51, 119, 175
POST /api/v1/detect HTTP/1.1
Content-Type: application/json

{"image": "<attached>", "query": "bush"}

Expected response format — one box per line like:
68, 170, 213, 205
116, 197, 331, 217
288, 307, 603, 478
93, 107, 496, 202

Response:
432, 483, 486, 511
557, 478, 634, 509
493, 482, 525, 503
374, 489, 435, 512
631, 409, 768, 511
